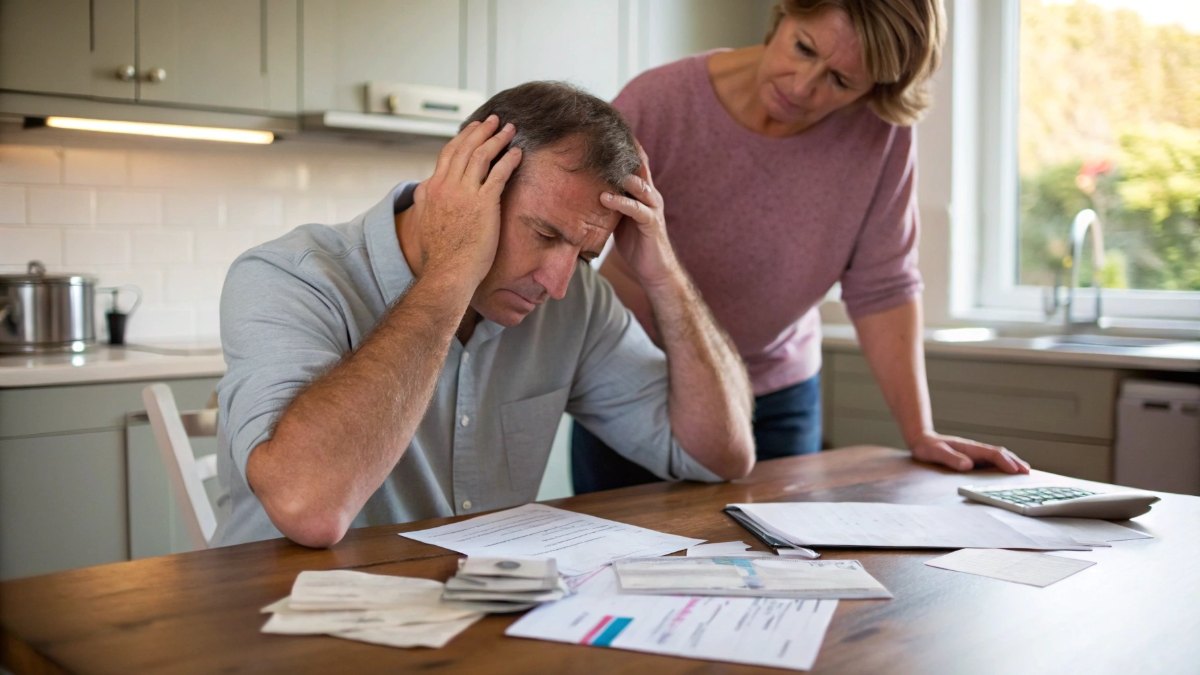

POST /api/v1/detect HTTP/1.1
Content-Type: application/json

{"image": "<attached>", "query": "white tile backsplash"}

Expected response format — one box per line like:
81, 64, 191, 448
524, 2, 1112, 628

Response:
64, 229, 132, 266
194, 229, 256, 265
0, 186, 25, 223
131, 230, 193, 265
96, 190, 162, 226
27, 187, 94, 225
0, 145, 60, 184
64, 148, 128, 186
224, 192, 284, 228
163, 192, 223, 228
0, 135, 434, 340
165, 266, 225, 302
0, 227, 62, 266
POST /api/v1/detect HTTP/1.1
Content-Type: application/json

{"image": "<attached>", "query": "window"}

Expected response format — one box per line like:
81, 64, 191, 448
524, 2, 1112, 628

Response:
970, 0, 1200, 324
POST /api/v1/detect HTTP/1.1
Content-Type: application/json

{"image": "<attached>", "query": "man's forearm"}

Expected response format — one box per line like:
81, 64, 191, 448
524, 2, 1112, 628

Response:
644, 268, 755, 479
247, 272, 472, 547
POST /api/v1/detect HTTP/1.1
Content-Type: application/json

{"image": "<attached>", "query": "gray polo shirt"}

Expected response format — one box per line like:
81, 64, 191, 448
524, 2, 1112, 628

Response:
212, 182, 720, 546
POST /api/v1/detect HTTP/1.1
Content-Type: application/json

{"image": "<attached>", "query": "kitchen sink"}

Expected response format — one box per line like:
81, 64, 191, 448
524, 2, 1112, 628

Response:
1027, 334, 1184, 350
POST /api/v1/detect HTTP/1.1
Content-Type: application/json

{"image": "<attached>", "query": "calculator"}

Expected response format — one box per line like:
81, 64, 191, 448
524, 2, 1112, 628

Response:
958, 484, 1159, 519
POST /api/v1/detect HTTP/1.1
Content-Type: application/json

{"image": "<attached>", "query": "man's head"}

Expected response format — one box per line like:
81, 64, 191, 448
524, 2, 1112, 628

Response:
461, 81, 641, 191
461, 82, 641, 327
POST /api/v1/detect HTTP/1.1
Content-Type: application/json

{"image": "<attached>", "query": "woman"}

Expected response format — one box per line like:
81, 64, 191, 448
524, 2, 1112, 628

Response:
572, 0, 1030, 493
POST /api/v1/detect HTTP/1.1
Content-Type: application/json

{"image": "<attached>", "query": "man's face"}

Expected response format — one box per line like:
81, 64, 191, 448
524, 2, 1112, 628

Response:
471, 142, 620, 327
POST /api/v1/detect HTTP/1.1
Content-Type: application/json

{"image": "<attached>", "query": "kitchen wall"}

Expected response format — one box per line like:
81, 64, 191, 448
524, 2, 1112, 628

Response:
0, 131, 439, 343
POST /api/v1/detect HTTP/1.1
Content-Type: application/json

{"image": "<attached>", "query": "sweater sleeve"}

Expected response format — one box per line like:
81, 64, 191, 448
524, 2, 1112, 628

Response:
839, 125, 924, 319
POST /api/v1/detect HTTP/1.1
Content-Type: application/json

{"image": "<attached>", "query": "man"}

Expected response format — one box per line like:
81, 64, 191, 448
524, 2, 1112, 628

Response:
213, 82, 755, 548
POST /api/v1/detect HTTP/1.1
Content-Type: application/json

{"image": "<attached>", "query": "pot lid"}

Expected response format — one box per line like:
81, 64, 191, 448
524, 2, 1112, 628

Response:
1, 260, 96, 285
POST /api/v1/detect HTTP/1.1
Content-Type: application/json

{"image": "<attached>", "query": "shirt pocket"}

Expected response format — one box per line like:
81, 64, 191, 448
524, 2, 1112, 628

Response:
500, 386, 570, 495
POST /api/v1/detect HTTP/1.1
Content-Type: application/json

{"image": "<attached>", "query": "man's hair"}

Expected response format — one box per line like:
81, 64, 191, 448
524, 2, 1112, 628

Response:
462, 81, 640, 190
766, 0, 945, 126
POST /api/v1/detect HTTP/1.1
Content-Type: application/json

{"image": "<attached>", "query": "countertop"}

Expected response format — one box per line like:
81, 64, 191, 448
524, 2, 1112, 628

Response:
822, 324, 1200, 372
3, 324, 1198, 389
0, 343, 225, 388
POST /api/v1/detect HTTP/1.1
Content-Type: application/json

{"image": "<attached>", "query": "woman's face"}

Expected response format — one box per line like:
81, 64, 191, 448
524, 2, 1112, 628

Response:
756, 8, 872, 134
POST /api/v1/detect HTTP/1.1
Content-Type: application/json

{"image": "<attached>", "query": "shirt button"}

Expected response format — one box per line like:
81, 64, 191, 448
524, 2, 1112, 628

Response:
462, 500, 473, 510
460, 414, 470, 427
462, 351, 470, 364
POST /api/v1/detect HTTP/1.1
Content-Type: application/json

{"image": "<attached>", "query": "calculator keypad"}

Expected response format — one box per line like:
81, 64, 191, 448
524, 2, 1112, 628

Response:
982, 487, 1096, 506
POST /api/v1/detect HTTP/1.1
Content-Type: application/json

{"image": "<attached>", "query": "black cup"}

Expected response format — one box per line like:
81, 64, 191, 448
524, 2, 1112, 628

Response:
106, 311, 128, 346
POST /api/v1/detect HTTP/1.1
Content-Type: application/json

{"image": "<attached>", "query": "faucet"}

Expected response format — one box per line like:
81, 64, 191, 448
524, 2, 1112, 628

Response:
1045, 208, 1105, 329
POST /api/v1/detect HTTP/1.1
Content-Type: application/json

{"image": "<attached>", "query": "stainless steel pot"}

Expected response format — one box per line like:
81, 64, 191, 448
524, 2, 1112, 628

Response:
0, 261, 97, 353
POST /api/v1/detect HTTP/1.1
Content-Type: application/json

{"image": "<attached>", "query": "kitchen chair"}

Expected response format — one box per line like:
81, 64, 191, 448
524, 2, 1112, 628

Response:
141, 383, 220, 550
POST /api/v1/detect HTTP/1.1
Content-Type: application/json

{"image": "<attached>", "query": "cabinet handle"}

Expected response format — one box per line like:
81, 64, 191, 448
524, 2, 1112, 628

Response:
115, 65, 137, 82
146, 68, 168, 83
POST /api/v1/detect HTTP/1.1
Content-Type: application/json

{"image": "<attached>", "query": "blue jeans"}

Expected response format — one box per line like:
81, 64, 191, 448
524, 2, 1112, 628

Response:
570, 374, 822, 494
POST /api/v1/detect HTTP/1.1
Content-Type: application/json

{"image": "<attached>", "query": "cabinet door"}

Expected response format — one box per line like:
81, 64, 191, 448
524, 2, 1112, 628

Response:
0, 0, 137, 100
137, 0, 298, 112
0, 431, 128, 580
491, 0, 624, 100
301, 0, 462, 112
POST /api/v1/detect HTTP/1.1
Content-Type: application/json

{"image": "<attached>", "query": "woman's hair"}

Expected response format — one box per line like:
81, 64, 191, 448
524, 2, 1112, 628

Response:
461, 81, 640, 190
766, 0, 945, 126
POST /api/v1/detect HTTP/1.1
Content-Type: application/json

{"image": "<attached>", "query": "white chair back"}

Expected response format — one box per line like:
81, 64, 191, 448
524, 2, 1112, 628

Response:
141, 383, 219, 550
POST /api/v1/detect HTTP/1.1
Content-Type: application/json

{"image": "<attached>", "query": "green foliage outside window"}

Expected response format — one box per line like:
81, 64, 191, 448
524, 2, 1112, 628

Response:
1018, 1, 1200, 292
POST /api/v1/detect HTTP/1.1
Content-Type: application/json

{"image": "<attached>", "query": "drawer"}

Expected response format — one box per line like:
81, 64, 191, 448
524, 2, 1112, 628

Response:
829, 353, 1117, 441
0, 377, 219, 438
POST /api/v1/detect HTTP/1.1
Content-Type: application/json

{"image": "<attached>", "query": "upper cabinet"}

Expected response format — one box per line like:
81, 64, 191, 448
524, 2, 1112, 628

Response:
1, 0, 770, 132
490, 0, 625, 101
300, 0, 463, 112
0, 0, 298, 114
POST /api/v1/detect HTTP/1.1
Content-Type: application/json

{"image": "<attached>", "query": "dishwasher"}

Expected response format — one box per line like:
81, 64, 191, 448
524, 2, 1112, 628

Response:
1114, 379, 1200, 495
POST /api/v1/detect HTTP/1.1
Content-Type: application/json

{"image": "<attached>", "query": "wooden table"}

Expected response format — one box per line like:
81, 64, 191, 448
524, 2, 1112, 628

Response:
2, 446, 1197, 674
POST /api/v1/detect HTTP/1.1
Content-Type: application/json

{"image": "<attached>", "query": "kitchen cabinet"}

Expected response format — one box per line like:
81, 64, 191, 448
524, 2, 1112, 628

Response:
824, 352, 1120, 481
490, 0, 625, 101
301, 0, 463, 113
0, 376, 218, 580
0, 0, 298, 114
485, 0, 772, 102
301, 0, 772, 118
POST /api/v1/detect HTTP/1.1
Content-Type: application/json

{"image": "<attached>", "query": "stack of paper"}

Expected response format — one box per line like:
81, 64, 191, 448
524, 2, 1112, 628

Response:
261, 570, 484, 648
612, 555, 892, 599
401, 503, 703, 576
442, 556, 568, 610
728, 502, 1086, 550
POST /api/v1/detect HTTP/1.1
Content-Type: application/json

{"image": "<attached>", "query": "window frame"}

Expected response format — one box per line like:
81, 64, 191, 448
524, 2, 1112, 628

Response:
961, 0, 1200, 325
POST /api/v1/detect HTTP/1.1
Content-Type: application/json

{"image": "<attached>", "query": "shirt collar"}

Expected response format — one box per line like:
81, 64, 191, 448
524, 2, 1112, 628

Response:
364, 182, 506, 344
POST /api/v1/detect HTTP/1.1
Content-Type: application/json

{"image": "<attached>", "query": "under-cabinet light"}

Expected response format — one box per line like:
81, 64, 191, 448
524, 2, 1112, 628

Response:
43, 116, 274, 144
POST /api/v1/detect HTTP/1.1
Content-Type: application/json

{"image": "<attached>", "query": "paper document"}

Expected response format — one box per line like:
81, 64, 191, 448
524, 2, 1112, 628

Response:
613, 556, 892, 599
506, 567, 837, 671
983, 508, 1154, 547
729, 502, 1086, 550
261, 570, 485, 649
401, 503, 703, 576
925, 548, 1095, 587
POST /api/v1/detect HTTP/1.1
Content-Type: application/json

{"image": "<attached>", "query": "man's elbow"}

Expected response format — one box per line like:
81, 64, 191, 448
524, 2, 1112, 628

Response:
262, 493, 354, 548
718, 446, 755, 480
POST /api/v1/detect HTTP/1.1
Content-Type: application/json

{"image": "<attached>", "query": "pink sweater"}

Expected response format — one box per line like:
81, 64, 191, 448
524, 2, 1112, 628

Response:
613, 53, 923, 395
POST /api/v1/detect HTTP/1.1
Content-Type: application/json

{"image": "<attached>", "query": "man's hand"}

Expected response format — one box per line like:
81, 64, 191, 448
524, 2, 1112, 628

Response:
412, 114, 522, 288
602, 142, 680, 291
910, 431, 1031, 474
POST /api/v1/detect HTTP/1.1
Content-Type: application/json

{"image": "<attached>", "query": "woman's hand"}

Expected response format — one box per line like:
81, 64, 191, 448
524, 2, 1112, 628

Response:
910, 431, 1031, 474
